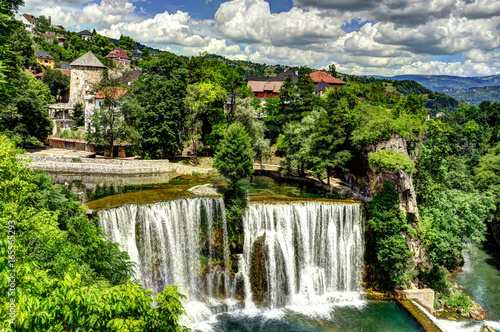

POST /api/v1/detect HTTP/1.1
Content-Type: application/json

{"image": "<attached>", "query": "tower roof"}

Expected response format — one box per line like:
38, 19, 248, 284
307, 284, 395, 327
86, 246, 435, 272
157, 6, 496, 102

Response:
70, 51, 107, 69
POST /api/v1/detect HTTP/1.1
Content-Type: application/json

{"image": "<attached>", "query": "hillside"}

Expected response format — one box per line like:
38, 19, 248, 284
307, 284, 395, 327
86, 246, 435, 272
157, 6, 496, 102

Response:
378, 74, 500, 91
439, 86, 500, 106
369, 74, 500, 105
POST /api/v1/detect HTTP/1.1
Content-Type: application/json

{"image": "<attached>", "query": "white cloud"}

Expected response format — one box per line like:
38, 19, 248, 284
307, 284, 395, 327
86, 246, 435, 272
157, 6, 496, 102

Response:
215, 0, 345, 46
21, 0, 500, 76
99, 10, 206, 46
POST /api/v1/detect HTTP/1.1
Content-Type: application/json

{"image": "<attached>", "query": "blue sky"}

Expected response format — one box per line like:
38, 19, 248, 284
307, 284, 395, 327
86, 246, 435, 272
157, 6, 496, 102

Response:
21, 0, 500, 76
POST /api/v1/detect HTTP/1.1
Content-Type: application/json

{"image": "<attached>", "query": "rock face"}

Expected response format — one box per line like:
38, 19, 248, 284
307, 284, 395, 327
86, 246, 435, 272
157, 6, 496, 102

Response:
367, 134, 419, 221
366, 134, 432, 288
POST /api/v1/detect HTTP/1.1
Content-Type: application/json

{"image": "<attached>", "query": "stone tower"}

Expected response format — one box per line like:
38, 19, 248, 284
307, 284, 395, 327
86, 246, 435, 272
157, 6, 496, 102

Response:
69, 51, 107, 106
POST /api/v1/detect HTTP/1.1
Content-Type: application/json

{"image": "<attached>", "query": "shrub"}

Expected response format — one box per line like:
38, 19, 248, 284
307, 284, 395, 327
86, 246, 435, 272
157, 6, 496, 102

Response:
444, 292, 473, 312
368, 149, 416, 173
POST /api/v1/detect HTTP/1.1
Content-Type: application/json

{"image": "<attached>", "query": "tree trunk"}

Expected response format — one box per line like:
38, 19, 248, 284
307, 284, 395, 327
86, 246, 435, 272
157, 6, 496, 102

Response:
110, 139, 114, 159
192, 137, 198, 166
327, 168, 331, 186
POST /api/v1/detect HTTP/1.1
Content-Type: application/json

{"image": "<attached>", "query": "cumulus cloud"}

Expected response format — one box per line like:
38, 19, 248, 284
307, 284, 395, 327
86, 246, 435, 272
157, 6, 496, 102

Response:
99, 10, 206, 46
215, 0, 345, 46
293, 0, 382, 10
21, 0, 500, 76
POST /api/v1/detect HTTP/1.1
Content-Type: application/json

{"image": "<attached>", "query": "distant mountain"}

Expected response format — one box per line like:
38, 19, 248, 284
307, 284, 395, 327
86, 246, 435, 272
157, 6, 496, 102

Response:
438, 86, 500, 106
375, 74, 500, 91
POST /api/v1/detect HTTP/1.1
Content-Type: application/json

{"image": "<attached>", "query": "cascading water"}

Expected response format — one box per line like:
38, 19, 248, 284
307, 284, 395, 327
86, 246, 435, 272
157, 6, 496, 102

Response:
99, 197, 231, 300
98, 197, 365, 328
241, 202, 364, 308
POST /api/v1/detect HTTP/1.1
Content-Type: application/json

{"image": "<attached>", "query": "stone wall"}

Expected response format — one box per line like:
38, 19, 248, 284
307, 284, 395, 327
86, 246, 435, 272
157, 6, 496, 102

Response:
367, 134, 419, 220
69, 66, 105, 106
402, 289, 435, 312
23, 156, 214, 175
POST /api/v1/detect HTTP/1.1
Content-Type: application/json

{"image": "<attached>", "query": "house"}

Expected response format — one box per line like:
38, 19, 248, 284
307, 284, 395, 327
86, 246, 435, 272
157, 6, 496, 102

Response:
247, 70, 297, 99
47, 103, 75, 135
106, 47, 131, 68
309, 71, 346, 95
35, 50, 55, 69
269, 70, 298, 82
86, 88, 128, 131
20, 13, 36, 32
76, 30, 93, 41
247, 81, 284, 99
119, 69, 141, 86
130, 50, 142, 61
57, 36, 67, 47
56, 62, 70, 69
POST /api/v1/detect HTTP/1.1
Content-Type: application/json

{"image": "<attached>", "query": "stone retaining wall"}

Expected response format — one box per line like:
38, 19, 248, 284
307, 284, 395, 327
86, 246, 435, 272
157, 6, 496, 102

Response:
22, 156, 213, 175
402, 289, 435, 312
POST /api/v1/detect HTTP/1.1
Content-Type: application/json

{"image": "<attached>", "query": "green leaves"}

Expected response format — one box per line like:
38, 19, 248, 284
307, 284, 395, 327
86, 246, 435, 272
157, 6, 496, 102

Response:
213, 123, 254, 186
366, 182, 414, 289
0, 136, 187, 331
368, 150, 415, 173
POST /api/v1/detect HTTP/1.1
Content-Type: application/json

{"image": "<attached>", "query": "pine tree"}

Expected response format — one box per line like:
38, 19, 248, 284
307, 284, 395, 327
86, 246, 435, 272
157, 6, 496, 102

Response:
213, 123, 255, 186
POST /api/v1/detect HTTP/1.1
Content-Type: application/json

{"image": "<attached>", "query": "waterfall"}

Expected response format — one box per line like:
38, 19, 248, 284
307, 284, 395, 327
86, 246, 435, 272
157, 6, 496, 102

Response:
242, 202, 364, 308
99, 197, 230, 299
98, 198, 364, 312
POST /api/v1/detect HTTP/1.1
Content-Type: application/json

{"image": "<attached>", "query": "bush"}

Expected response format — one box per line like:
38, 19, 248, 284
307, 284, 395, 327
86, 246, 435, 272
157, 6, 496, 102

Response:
444, 292, 473, 312
368, 149, 416, 173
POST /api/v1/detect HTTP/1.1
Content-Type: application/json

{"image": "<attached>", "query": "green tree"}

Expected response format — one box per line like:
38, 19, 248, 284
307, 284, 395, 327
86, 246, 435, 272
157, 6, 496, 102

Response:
2, 0, 24, 12
421, 190, 494, 270
42, 68, 70, 100
0, 71, 53, 145
277, 109, 322, 176
327, 63, 337, 78
474, 142, 500, 238
119, 35, 137, 50
213, 123, 255, 186
232, 97, 270, 164
141, 47, 152, 61
35, 15, 50, 31
184, 81, 226, 165
0, 135, 188, 331
128, 52, 189, 159
86, 86, 139, 158
366, 182, 414, 289
10, 28, 35, 68
71, 101, 84, 128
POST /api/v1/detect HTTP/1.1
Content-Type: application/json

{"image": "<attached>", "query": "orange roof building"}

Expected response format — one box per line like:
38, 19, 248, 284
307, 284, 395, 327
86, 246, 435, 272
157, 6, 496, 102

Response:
106, 47, 131, 68
309, 71, 346, 94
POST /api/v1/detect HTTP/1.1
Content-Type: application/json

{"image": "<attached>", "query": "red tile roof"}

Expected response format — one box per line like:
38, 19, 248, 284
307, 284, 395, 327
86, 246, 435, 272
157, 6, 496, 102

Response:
56, 68, 71, 77
106, 47, 130, 60
247, 81, 284, 93
94, 88, 128, 99
309, 71, 346, 85
23, 13, 36, 24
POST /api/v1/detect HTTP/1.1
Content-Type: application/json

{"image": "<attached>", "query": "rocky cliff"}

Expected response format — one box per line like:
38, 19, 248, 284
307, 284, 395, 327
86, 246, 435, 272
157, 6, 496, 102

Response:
366, 134, 433, 288
366, 134, 420, 221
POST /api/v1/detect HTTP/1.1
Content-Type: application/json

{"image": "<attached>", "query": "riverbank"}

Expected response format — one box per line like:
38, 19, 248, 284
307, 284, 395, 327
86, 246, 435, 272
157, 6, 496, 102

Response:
253, 169, 372, 202
23, 155, 214, 175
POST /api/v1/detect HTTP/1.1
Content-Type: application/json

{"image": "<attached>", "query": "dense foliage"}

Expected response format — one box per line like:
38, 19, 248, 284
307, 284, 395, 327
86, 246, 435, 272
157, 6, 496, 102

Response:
366, 182, 414, 289
213, 123, 255, 186
0, 135, 187, 331
368, 150, 415, 173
